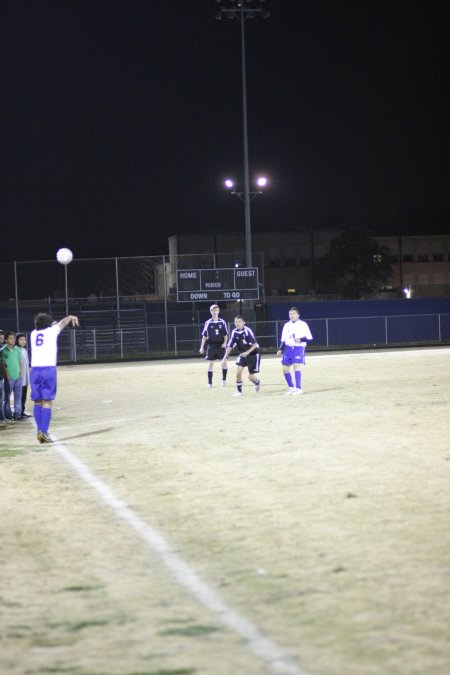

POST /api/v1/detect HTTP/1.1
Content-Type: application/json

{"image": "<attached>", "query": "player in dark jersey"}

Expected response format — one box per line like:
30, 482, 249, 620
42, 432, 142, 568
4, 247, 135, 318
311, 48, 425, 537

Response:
199, 304, 229, 387
222, 315, 261, 397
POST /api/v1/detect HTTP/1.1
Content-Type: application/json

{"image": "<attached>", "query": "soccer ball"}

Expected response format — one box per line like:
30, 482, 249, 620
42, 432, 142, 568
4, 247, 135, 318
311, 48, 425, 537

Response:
56, 248, 73, 265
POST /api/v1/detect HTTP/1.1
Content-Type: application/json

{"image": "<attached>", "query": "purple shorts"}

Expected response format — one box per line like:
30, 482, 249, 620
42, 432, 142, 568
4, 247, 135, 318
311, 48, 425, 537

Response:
31, 366, 57, 401
281, 345, 306, 366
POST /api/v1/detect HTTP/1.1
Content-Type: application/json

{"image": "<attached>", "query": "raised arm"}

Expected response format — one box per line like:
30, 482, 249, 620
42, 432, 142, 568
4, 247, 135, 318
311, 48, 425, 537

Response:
58, 315, 79, 331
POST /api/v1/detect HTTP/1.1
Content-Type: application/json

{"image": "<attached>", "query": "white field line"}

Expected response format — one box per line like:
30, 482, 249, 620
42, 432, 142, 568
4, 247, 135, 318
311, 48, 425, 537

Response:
53, 440, 309, 675
309, 347, 450, 360
67, 346, 450, 374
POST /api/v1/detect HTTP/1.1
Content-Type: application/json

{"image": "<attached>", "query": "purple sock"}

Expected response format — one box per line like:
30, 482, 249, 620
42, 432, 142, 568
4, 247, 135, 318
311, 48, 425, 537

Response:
34, 404, 43, 429
295, 371, 302, 389
284, 372, 293, 388
40, 407, 52, 433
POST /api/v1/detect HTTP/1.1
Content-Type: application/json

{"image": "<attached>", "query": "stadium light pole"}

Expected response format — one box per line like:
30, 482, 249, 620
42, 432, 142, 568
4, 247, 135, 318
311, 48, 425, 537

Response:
214, 0, 271, 269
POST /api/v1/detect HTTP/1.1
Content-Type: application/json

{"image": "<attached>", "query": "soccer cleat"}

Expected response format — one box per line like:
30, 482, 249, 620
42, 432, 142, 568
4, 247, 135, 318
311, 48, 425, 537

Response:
232, 391, 243, 397
221, 380, 227, 386
254, 381, 260, 393
207, 383, 213, 388
285, 388, 295, 395
292, 388, 303, 396
37, 430, 53, 444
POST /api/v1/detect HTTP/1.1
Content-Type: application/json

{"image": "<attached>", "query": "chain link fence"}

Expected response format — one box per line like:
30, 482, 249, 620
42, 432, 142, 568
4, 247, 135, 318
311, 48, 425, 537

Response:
0, 253, 266, 332
25, 313, 450, 364
1, 255, 449, 362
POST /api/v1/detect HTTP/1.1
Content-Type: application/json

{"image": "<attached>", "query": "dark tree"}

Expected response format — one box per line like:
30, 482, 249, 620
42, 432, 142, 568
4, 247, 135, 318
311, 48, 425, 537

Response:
314, 228, 393, 299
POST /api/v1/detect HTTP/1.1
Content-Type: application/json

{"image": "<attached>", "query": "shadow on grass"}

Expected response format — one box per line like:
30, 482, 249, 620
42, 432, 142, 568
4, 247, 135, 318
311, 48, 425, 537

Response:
56, 426, 118, 442
159, 624, 220, 637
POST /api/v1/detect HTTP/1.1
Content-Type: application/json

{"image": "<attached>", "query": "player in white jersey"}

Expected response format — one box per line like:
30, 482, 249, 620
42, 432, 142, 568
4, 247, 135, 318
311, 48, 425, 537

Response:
276, 307, 313, 395
30, 312, 79, 443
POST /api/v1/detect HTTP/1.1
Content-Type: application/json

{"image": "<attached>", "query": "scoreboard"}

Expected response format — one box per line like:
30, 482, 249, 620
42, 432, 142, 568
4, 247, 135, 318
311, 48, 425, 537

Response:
176, 267, 259, 302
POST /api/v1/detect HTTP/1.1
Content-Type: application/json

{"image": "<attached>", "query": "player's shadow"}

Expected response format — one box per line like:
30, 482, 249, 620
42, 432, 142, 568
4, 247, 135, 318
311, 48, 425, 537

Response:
263, 386, 345, 395
307, 388, 345, 394
57, 426, 118, 442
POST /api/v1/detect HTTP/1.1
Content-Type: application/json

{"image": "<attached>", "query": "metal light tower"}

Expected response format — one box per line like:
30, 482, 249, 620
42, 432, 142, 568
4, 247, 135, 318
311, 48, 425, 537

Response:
214, 0, 271, 269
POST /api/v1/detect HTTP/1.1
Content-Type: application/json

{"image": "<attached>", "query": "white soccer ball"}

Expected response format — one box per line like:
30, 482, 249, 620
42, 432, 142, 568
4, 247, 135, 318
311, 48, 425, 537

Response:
56, 248, 73, 265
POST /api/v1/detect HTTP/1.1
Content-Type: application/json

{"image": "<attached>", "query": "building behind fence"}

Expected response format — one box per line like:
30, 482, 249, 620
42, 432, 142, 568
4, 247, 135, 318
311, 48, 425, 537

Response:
1, 255, 449, 362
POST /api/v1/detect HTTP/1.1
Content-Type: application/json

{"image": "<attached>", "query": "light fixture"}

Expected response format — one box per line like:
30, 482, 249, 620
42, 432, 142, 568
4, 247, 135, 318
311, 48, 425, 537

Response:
223, 175, 270, 199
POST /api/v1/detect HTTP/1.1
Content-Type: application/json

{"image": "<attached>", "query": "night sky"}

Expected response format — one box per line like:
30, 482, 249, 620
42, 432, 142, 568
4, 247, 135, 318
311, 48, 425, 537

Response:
1, 0, 449, 264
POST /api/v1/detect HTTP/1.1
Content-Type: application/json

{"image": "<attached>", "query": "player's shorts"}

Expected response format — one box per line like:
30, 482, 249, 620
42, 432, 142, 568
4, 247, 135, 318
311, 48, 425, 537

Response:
30, 366, 57, 401
281, 345, 306, 366
236, 352, 261, 374
206, 344, 226, 361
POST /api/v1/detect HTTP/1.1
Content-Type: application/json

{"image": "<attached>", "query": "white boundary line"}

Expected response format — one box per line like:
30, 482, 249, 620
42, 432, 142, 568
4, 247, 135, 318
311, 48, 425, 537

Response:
65, 346, 450, 373
309, 347, 450, 359
54, 440, 309, 675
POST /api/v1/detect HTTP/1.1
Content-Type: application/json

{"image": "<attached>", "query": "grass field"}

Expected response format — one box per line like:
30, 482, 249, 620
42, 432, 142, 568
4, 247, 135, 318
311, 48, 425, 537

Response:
1, 347, 450, 675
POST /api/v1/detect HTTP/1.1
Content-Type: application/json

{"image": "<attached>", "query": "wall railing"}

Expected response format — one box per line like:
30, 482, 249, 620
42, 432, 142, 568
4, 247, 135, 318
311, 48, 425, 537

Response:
42, 313, 450, 363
